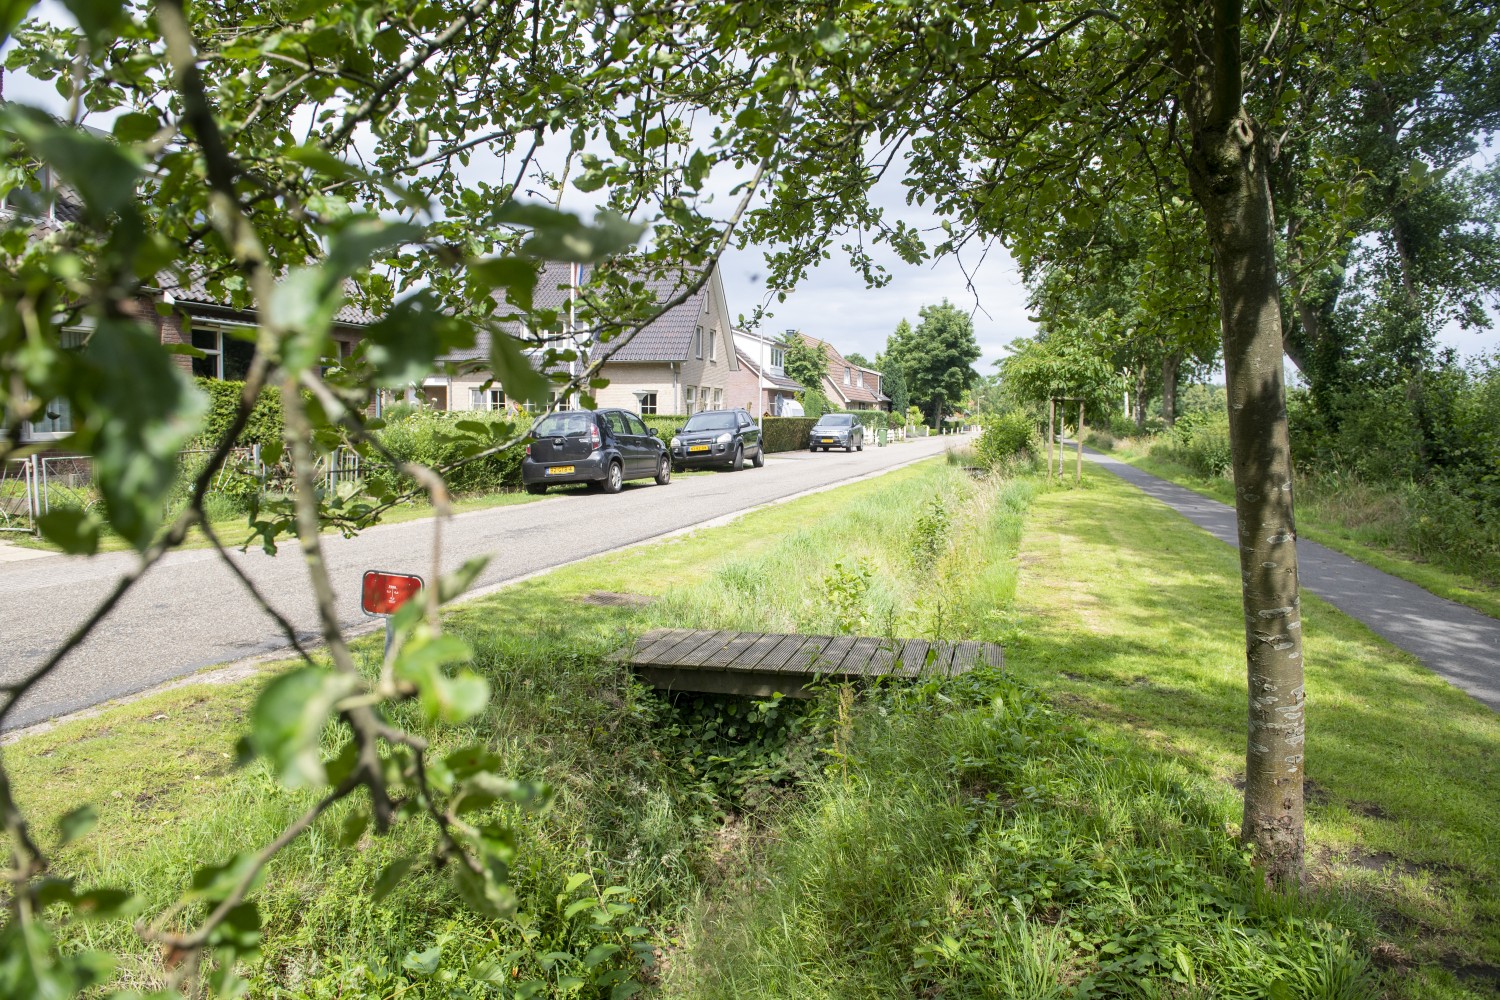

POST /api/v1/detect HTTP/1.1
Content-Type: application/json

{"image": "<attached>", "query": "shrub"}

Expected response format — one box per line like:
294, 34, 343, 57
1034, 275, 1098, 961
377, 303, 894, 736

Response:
365, 409, 525, 497
761, 416, 819, 453
193, 377, 284, 447
834, 409, 892, 432
976, 411, 1038, 468
641, 414, 685, 441
800, 388, 833, 420
1151, 411, 1233, 478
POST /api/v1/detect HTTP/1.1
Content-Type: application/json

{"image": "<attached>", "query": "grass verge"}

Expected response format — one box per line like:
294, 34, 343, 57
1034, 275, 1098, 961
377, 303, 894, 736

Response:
1104, 443, 1500, 621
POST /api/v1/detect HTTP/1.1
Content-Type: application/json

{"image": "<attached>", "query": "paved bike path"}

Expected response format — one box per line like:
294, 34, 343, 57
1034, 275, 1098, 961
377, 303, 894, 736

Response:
1081, 448, 1500, 711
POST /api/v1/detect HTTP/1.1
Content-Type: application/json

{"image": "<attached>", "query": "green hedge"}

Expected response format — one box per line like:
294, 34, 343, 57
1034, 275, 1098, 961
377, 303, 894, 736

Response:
762, 416, 818, 453
365, 409, 526, 496
641, 414, 685, 441
194, 377, 284, 447
834, 409, 892, 432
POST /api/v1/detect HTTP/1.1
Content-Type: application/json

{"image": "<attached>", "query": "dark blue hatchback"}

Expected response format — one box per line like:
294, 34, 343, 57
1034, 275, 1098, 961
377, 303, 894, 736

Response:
522, 409, 671, 494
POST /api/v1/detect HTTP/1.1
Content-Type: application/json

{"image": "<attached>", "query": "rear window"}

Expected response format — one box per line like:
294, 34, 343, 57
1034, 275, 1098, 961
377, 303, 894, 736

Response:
683, 412, 738, 431
815, 414, 855, 427
534, 413, 594, 437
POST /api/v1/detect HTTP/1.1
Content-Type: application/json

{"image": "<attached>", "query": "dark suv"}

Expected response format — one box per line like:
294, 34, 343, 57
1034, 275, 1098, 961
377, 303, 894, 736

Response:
522, 409, 671, 494
670, 408, 765, 471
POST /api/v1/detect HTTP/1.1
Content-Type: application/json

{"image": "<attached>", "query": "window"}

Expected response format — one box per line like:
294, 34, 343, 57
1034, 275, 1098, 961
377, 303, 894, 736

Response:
694, 326, 704, 359
770, 346, 785, 369
470, 387, 506, 410
700, 386, 711, 411
843, 367, 851, 386
708, 330, 717, 362
857, 371, 864, 388
24, 328, 89, 441
636, 391, 658, 415
604, 411, 630, 437
685, 385, 696, 412
626, 413, 650, 436
191, 324, 256, 380
712, 388, 723, 409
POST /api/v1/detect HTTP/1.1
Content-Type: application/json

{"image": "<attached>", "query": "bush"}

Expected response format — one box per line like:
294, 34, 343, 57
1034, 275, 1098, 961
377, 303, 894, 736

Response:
833, 410, 892, 432
1151, 411, 1233, 478
800, 389, 833, 420
641, 414, 685, 441
761, 416, 819, 453
365, 409, 525, 497
976, 411, 1038, 468
193, 377, 284, 447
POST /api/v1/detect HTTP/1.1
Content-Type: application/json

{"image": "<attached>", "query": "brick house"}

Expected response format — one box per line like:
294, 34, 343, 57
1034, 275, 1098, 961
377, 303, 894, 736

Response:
796, 333, 892, 412
439, 261, 740, 417
728, 327, 803, 417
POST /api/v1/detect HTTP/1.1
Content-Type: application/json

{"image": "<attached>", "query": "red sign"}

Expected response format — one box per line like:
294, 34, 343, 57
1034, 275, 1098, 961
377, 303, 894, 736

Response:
361, 570, 424, 616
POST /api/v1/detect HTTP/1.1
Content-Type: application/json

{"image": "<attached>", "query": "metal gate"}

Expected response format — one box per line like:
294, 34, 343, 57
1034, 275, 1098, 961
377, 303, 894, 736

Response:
0, 457, 38, 534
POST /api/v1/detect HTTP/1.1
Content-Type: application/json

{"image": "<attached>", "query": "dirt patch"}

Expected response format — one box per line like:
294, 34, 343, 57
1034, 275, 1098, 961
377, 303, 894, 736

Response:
1441, 957, 1500, 988
1352, 800, 1390, 820
578, 591, 656, 608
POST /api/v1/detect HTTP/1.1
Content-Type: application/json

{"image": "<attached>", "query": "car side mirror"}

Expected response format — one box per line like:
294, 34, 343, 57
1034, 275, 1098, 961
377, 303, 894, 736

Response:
649, 428, 659, 438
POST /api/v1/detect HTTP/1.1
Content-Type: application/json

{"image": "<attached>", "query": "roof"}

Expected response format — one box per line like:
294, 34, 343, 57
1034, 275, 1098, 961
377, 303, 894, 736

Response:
448, 260, 724, 364
158, 265, 378, 327
798, 333, 890, 406
735, 348, 803, 391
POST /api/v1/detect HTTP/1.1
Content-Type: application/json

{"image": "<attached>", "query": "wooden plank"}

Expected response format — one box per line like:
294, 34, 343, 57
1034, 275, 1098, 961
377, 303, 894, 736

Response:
676, 630, 740, 667
754, 634, 810, 673
865, 638, 901, 677
634, 628, 710, 664
980, 643, 1005, 670
643, 629, 721, 666
948, 640, 985, 676
785, 635, 834, 674
927, 642, 958, 677
830, 636, 884, 676
636, 666, 815, 699
896, 640, 932, 677
705, 632, 764, 668
631, 628, 687, 661
812, 635, 857, 676
733, 633, 789, 672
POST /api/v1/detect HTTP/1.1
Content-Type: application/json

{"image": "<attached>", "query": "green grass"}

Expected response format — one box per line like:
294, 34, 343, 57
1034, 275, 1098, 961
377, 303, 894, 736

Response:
1001, 467, 1500, 998
6, 458, 1495, 998
1105, 441, 1500, 621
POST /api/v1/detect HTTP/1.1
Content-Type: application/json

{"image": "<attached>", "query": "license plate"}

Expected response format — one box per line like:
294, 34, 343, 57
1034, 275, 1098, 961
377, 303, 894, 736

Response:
688, 444, 709, 453
821, 437, 834, 443
545, 465, 575, 476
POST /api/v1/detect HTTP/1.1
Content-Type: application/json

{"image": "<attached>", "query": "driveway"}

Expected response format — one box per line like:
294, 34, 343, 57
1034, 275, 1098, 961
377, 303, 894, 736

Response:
1, 434, 965, 729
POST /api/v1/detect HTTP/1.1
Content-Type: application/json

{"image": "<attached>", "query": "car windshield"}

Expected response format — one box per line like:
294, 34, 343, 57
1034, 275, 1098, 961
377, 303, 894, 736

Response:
815, 414, 855, 427
533, 412, 594, 437
682, 412, 738, 431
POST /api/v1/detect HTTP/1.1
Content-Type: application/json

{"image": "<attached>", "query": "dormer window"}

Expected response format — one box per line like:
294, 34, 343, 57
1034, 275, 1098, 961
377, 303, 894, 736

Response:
770, 346, 785, 370
857, 371, 864, 388
844, 367, 851, 386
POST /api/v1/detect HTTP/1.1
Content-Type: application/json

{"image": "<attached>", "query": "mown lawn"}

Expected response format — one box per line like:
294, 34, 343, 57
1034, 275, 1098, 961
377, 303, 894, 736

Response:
5, 457, 1496, 999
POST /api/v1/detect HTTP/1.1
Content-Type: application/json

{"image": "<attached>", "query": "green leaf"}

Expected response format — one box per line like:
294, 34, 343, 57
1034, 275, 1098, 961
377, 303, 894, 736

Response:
61, 0, 126, 40
0, 104, 143, 223
361, 290, 474, 387
403, 944, 442, 976
443, 743, 502, 780
468, 256, 538, 311
438, 556, 490, 603
282, 144, 428, 212
70, 888, 144, 920
490, 326, 551, 404
371, 856, 417, 902
0, 0, 38, 46
189, 854, 261, 903
57, 805, 98, 845
563, 898, 596, 920
38, 509, 101, 556
246, 666, 359, 788
111, 111, 161, 145
564, 872, 592, 894
494, 201, 644, 263
611, 982, 644, 1000
393, 633, 489, 724
582, 943, 621, 968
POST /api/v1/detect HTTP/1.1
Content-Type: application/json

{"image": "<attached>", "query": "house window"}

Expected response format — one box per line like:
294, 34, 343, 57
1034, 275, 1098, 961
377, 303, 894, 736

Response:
694, 326, 704, 359
191, 324, 256, 380
857, 371, 864, 388
712, 388, 723, 409
770, 346, 785, 369
709, 330, 717, 362
637, 391, 658, 415
700, 386, 710, 411
685, 385, 696, 412
843, 367, 851, 386
469, 387, 505, 410
23, 327, 88, 442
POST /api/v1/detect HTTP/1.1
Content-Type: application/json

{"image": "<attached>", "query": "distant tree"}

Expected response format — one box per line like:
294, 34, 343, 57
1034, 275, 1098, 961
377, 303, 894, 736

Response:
780, 333, 830, 392
998, 332, 1119, 426
880, 364, 909, 416
843, 351, 872, 367
885, 301, 981, 426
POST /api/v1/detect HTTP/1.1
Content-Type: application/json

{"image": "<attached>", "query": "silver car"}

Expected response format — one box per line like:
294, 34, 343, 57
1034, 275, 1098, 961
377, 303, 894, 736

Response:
809, 413, 864, 452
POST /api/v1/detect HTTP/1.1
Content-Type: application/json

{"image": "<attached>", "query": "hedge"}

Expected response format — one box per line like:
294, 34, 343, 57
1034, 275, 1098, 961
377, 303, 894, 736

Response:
194, 377, 284, 447
641, 414, 685, 441
833, 409, 893, 432
365, 409, 525, 496
762, 416, 818, 453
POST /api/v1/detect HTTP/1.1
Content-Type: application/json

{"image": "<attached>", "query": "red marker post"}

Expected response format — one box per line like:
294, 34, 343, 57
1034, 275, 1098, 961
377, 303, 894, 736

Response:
361, 569, 424, 657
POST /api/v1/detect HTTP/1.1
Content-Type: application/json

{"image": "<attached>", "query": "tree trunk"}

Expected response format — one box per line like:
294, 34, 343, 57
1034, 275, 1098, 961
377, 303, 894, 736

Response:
1133, 364, 1149, 431
1187, 106, 1306, 889
1162, 352, 1181, 427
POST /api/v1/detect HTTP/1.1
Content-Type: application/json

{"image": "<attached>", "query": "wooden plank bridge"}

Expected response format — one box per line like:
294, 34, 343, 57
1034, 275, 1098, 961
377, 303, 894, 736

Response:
617, 628, 1004, 697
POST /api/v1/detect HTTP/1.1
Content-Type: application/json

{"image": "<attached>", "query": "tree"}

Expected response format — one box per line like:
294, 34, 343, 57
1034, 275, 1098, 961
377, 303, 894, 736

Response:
843, 351, 871, 367
998, 332, 1120, 425
885, 301, 981, 427
780, 332, 830, 394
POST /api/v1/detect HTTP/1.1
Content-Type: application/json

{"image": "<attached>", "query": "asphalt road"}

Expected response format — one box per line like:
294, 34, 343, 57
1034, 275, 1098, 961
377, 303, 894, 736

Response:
0, 434, 964, 730
1082, 447, 1500, 711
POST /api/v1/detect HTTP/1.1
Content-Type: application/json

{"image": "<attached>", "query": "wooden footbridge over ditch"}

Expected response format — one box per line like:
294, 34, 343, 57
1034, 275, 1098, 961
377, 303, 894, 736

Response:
616, 628, 1005, 698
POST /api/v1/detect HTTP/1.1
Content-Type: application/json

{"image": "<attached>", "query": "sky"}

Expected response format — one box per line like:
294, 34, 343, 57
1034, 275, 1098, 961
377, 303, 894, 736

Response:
3, 17, 1496, 375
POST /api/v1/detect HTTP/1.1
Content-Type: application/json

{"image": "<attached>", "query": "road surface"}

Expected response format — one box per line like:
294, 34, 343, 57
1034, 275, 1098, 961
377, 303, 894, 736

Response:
1, 435, 965, 729
1082, 447, 1500, 711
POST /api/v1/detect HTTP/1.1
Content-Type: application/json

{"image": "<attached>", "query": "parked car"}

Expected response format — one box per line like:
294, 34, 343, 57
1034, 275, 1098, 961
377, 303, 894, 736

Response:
809, 413, 864, 452
671, 408, 765, 471
522, 409, 671, 494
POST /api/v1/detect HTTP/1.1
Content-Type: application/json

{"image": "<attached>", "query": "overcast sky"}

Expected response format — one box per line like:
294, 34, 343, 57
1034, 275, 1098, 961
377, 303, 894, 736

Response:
3, 34, 1496, 373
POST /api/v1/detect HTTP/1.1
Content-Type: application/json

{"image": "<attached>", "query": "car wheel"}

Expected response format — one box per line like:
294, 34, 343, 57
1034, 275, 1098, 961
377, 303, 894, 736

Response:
731, 445, 743, 471
603, 461, 624, 494
655, 456, 672, 485
845, 442, 853, 452
525, 484, 547, 495
857, 440, 863, 452
809, 444, 817, 452
752, 446, 764, 468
